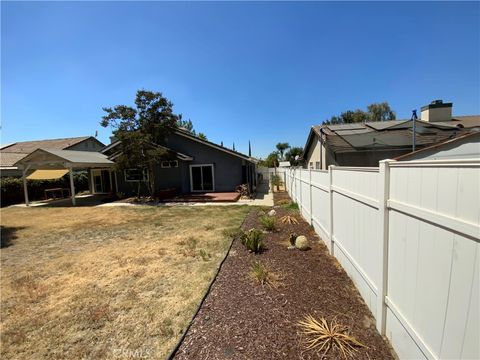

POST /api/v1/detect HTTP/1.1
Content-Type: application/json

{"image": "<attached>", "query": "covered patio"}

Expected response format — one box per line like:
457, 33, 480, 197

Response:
14, 148, 114, 206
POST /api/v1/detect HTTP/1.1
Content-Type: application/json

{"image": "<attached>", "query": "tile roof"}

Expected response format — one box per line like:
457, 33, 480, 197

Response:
0, 136, 92, 154
0, 152, 28, 167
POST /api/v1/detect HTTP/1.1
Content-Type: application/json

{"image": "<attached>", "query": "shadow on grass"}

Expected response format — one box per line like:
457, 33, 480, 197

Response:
1, 226, 23, 248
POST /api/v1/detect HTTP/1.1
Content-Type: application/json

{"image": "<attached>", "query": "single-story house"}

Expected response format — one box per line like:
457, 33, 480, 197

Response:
302, 100, 480, 169
394, 131, 480, 161
96, 128, 258, 196
0, 136, 105, 177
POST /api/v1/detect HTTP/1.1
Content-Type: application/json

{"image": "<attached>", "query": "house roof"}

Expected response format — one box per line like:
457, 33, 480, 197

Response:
0, 136, 100, 153
303, 115, 480, 156
0, 136, 105, 168
105, 142, 194, 162
102, 129, 257, 163
393, 131, 480, 161
14, 148, 114, 170
173, 129, 257, 162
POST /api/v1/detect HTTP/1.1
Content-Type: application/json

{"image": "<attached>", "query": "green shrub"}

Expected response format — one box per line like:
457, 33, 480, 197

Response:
0, 171, 90, 207
282, 202, 299, 211
249, 261, 280, 287
260, 216, 276, 232
241, 229, 265, 253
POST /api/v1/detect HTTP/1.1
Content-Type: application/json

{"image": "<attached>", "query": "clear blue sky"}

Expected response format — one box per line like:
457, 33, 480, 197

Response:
2, 1, 479, 158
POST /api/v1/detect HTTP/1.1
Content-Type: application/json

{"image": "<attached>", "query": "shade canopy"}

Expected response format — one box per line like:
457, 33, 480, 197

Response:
16, 148, 114, 207
14, 148, 114, 170
27, 169, 69, 180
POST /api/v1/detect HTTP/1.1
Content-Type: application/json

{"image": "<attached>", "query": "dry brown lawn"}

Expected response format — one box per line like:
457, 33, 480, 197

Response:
0, 205, 250, 359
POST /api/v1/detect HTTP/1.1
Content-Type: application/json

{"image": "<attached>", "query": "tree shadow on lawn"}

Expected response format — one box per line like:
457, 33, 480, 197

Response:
1, 226, 24, 248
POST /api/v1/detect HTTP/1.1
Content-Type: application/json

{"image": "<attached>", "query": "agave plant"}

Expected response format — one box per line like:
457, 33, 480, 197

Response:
297, 315, 366, 358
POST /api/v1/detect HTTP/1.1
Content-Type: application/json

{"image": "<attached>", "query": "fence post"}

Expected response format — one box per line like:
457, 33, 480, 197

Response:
309, 168, 313, 225
299, 169, 302, 212
328, 165, 334, 255
376, 160, 391, 335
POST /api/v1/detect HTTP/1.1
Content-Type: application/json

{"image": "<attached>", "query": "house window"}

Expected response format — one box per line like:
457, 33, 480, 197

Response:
309, 162, 314, 169
124, 168, 148, 182
315, 162, 320, 170
161, 160, 179, 168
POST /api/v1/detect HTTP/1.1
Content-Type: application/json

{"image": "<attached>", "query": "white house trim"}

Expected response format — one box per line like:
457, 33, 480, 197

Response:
189, 164, 215, 192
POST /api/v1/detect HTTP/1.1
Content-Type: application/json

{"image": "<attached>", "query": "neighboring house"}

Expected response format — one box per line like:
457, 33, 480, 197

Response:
0, 136, 105, 177
97, 129, 258, 196
302, 100, 480, 169
394, 131, 480, 161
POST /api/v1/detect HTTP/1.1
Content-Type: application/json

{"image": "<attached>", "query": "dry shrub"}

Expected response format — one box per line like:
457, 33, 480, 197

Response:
297, 315, 366, 358
281, 215, 299, 224
249, 261, 280, 288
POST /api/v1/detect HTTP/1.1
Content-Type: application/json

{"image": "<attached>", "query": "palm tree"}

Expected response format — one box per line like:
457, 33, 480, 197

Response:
276, 142, 290, 161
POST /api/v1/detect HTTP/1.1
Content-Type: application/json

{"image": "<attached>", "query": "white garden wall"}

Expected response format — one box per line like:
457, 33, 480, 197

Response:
280, 159, 479, 360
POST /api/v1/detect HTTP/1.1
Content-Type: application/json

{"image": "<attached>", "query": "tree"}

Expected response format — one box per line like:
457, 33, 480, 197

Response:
100, 90, 180, 197
285, 146, 304, 166
259, 151, 279, 168
178, 118, 195, 134
323, 102, 396, 125
197, 133, 207, 140
275, 142, 290, 161
367, 102, 396, 122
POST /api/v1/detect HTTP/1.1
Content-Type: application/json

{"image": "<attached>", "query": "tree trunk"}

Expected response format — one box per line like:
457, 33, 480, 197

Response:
148, 165, 155, 199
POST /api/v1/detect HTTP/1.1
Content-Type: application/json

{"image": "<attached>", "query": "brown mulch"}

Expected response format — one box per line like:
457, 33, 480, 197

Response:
173, 191, 396, 360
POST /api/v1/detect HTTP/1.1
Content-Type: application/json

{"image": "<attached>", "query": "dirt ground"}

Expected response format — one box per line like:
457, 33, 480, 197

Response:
173, 192, 396, 360
0, 205, 250, 359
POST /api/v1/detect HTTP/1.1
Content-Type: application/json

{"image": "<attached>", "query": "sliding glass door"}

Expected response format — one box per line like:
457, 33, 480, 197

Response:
190, 165, 214, 192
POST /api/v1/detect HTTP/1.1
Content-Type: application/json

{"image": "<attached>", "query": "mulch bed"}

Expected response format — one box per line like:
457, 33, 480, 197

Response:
173, 191, 395, 360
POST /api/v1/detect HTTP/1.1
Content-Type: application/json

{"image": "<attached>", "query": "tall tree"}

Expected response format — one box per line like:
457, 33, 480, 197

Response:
275, 142, 290, 161
248, 141, 252, 157
178, 118, 195, 134
323, 102, 396, 125
259, 151, 279, 168
285, 146, 303, 166
367, 102, 396, 122
100, 90, 180, 197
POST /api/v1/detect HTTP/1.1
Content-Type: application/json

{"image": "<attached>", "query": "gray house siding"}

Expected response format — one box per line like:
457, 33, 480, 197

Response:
113, 132, 255, 196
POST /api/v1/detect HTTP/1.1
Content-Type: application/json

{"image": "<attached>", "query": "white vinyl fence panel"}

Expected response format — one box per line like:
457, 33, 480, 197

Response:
281, 159, 480, 360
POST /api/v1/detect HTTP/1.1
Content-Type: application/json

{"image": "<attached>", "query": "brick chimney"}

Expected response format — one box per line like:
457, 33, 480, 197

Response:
421, 100, 452, 122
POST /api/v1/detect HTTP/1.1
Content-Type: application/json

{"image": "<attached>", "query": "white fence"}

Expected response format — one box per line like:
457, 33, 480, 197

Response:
281, 160, 480, 360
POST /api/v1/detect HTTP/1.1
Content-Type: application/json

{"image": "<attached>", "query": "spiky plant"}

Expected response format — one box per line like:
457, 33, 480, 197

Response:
249, 261, 280, 288
260, 216, 276, 231
280, 215, 299, 224
297, 315, 366, 358
241, 229, 265, 253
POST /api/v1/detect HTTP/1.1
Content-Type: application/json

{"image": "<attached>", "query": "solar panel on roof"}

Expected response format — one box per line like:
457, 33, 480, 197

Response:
365, 120, 410, 130
326, 123, 366, 131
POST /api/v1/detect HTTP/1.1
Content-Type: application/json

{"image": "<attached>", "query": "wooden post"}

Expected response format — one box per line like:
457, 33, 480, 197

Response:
377, 160, 392, 334
22, 166, 30, 206
69, 167, 76, 206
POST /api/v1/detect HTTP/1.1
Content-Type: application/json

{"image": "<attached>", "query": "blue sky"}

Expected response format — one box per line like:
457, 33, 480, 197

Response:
2, 1, 479, 158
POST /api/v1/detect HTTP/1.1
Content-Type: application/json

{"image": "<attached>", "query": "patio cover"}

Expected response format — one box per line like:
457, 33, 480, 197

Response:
27, 169, 69, 180
14, 148, 114, 206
